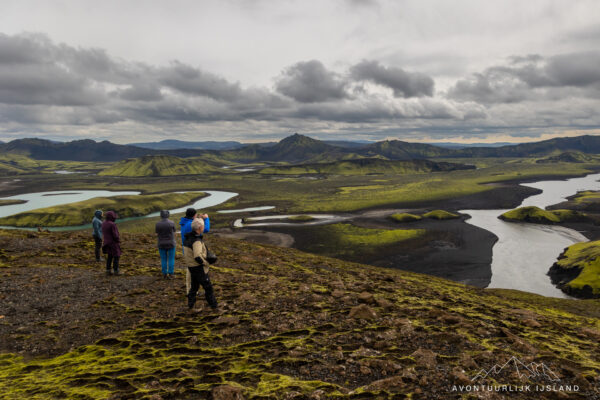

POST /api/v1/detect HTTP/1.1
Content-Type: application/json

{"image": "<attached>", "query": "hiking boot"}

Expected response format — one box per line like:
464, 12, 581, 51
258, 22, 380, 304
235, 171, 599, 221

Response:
162, 273, 167, 279
106, 269, 112, 276
167, 274, 174, 280
113, 269, 120, 276
187, 293, 196, 309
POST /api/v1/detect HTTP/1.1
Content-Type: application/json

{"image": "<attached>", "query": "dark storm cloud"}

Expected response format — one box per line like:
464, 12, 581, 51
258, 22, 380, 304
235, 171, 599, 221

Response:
350, 60, 435, 98
275, 60, 349, 103
158, 61, 243, 102
449, 52, 600, 104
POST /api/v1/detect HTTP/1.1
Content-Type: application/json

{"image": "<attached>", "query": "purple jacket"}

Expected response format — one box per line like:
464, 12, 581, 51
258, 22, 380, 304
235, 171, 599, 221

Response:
102, 211, 122, 257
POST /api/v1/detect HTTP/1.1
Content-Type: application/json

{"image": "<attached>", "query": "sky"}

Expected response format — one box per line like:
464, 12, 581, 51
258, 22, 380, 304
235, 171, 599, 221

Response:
0, 0, 599, 144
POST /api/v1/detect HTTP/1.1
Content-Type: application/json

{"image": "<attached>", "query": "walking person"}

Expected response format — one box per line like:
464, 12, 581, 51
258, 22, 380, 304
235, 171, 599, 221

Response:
183, 218, 217, 310
92, 210, 103, 262
155, 210, 176, 279
102, 211, 122, 276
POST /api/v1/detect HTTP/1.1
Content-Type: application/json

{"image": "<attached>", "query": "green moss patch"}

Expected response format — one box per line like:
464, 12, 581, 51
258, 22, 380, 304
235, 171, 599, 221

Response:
422, 210, 460, 220
500, 206, 587, 224
0, 192, 206, 227
550, 240, 600, 298
389, 213, 422, 222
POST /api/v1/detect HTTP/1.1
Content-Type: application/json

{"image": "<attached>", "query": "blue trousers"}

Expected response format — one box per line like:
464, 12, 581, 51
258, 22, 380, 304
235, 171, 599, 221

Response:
158, 247, 175, 274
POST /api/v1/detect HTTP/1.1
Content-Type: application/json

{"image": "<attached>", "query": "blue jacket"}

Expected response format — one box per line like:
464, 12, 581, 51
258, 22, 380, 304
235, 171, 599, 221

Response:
179, 216, 209, 246
92, 210, 103, 238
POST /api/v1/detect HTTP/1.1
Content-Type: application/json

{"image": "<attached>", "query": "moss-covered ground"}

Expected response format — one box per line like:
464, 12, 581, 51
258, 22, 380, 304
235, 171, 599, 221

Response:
550, 240, 600, 298
99, 155, 222, 177
0, 229, 598, 399
422, 210, 460, 220
0, 192, 206, 227
500, 206, 588, 224
389, 213, 422, 223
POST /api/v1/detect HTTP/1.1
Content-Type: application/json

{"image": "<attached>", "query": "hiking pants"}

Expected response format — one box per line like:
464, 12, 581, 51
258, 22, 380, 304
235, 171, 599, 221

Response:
158, 247, 175, 275
106, 255, 120, 273
94, 236, 102, 261
187, 265, 217, 309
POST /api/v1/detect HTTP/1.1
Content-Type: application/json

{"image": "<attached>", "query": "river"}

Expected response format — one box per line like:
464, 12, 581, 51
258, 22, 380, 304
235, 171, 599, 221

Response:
461, 173, 600, 298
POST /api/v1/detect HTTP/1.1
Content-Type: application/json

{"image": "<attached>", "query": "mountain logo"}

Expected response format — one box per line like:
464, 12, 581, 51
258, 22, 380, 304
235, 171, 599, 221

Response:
472, 356, 560, 382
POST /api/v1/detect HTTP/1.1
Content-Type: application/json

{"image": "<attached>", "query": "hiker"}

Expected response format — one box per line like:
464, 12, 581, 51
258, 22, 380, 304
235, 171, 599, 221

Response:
102, 211, 122, 276
92, 210, 103, 262
183, 218, 217, 310
155, 210, 176, 279
179, 208, 210, 253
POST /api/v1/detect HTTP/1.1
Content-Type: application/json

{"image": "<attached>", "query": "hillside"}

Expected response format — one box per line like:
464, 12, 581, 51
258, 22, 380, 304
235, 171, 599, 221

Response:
0, 139, 202, 162
0, 230, 598, 399
128, 140, 244, 151
358, 140, 454, 159
258, 158, 475, 175
5, 134, 600, 164
456, 135, 600, 158
99, 155, 220, 176
536, 151, 599, 164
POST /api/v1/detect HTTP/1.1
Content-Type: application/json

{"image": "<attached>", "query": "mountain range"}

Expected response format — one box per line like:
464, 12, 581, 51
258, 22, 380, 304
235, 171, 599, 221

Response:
2, 134, 600, 163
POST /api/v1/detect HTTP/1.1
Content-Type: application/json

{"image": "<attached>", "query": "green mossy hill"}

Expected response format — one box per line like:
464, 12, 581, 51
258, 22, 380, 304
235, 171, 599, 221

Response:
258, 158, 475, 175
286, 215, 316, 222
549, 240, 600, 299
536, 151, 598, 164
422, 210, 460, 220
500, 206, 587, 224
99, 155, 220, 176
389, 213, 422, 222
0, 230, 599, 399
550, 190, 600, 212
0, 192, 205, 227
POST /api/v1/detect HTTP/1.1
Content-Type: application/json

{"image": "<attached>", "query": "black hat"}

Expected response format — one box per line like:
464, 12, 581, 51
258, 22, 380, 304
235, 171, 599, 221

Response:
185, 208, 196, 218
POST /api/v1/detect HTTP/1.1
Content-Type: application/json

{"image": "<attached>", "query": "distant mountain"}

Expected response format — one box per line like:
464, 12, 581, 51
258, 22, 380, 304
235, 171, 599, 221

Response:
430, 142, 513, 149
98, 155, 220, 176
0, 138, 202, 161
358, 140, 454, 159
215, 133, 339, 163
258, 158, 475, 175
128, 139, 244, 151
4, 134, 600, 164
455, 135, 600, 157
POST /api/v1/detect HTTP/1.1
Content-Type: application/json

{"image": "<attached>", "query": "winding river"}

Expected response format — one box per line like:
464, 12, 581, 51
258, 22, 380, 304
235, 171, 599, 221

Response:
2, 174, 599, 298
461, 173, 600, 298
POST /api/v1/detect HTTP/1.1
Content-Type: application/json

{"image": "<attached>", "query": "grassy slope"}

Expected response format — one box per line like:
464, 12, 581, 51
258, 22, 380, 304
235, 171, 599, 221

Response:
0, 230, 598, 399
422, 210, 460, 220
500, 206, 586, 224
99, 155, 219, 177
0, 154, 107, 175
389, 213, 422, 222
0, 192, 206, 227
554, 241, 600, 296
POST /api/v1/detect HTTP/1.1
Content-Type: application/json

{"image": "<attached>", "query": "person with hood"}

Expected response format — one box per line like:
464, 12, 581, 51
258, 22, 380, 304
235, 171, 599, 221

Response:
183, 218, 217, 310
179, 208, 210, 253
155, 210, 176, 279
92, 210, 103, 262
102, 211, 122, 276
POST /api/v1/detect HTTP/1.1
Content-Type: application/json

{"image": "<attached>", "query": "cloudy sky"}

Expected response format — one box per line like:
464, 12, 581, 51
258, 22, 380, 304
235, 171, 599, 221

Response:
1, 0, 599, 144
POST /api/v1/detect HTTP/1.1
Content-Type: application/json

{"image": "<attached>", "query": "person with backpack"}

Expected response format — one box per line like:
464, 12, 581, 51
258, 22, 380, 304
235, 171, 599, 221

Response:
102, 211, 122, 276
92, 210, 103, 262
183, 218, 217, 310
155, 210, 176, 279
179, 208, 210, 252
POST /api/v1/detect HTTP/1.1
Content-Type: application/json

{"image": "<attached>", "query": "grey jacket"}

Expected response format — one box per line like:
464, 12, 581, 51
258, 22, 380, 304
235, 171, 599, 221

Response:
155, 210, 176, 249
92, 210, 103, 238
